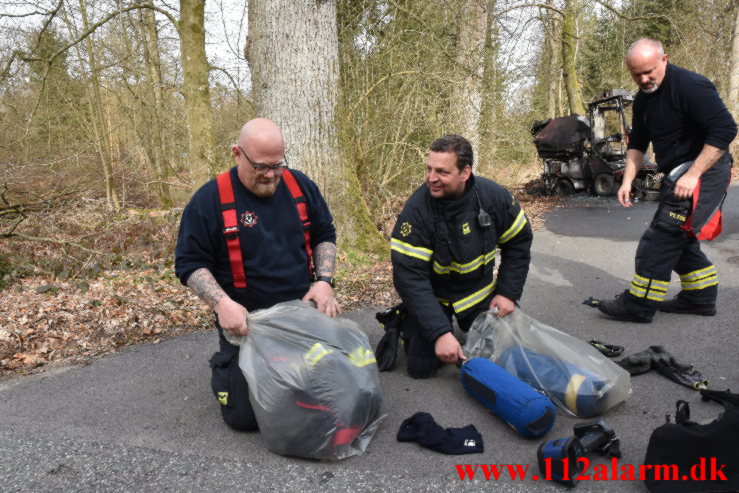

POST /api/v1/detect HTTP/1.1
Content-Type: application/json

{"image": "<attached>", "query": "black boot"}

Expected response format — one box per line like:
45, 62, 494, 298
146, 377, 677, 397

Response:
659, 296, 716, 316
597, 292, 652, 323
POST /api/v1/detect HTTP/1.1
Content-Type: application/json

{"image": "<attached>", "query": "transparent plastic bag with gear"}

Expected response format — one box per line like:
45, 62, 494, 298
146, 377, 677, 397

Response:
464, 309, 631, 418
238, 300, 384, 459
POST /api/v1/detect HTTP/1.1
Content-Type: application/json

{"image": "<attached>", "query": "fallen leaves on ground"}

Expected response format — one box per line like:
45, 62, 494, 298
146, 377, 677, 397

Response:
0, 268, 209, 378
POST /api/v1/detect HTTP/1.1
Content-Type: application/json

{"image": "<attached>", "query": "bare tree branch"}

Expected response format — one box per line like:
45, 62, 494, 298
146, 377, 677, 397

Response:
592, 0, 672, 22
5, 233, 103, 255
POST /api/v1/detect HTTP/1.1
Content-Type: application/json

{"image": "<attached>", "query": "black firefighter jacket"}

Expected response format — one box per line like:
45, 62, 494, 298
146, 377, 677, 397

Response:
390, 174, 533, 343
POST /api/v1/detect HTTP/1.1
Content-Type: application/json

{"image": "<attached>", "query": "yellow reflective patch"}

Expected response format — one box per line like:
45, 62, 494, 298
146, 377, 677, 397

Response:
462, 222, 471, 235
390, 238, 433, 262
499, 210, 527, 244
217, 392, 228, 406
400, 222, 412, 237
304, 342, 334, 367
348, 347, 377, 367
452, 280, 495, 313
565, 374, 586, 414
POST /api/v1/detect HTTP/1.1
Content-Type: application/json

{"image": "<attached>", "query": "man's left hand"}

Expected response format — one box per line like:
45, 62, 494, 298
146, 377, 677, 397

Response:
489, 294, 515, 317
302, 281, 341, 317
674, 172, 699, 201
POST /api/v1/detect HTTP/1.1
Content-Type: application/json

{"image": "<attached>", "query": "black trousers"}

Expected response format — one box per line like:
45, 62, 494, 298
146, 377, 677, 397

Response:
208, 332, 258, 431
624, 155, 731, 317
400, 295, 492, 379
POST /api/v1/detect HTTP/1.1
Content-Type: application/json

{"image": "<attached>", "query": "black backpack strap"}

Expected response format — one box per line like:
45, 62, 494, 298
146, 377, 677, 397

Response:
674, 400, 692, 425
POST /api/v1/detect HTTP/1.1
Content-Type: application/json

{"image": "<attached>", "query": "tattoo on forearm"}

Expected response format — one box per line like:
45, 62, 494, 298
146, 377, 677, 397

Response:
313, 242, 337, 276
696, 146, 725, 173
187, 268, 227, 309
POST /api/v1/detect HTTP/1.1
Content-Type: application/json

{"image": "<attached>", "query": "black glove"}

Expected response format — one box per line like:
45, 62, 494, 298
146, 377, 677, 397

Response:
375, 326, 400, 371
374, 304, 405, 372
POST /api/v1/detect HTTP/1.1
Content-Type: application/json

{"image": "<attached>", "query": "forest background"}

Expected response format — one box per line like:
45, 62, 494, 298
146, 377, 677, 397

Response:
1, 0, 738, 376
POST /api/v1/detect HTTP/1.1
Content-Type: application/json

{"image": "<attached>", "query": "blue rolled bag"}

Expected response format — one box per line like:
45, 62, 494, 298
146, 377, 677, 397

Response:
238, 300, 384, 460
460, 357, 556, 438
464, 310, 631, 418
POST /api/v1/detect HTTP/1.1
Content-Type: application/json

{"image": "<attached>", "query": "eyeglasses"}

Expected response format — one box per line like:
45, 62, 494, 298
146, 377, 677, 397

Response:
238, 145, 288, 175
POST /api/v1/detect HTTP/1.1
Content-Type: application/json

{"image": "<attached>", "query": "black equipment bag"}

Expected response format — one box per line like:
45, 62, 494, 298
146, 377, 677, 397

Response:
643, 389, 739, 493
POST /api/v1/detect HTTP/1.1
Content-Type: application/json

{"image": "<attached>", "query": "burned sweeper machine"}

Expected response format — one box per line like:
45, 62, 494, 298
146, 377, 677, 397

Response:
531, 89, 661, 198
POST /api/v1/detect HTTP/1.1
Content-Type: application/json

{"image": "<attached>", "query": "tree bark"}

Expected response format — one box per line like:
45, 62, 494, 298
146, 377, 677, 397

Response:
560, 0, 585, 115
78, 0, 121, 211
729, 3, 739, 117
246, 0, 340, 194
179, 0, 216, 190
478, 0, 499, 171
544, 0, 560, 118
141, 2, 173, 207
449, 0, 487, 159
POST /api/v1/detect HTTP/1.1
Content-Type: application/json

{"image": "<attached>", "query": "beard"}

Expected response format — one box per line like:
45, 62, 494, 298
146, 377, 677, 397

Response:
640, 81, 659, 94
251, 177, 279, 197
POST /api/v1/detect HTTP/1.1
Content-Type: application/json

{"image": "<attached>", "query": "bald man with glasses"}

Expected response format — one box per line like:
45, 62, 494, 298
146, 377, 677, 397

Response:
175, 118, 338, 431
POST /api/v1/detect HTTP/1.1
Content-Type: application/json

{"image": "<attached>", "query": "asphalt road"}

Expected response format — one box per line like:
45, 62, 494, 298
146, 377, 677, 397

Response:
1, 185, 737, 492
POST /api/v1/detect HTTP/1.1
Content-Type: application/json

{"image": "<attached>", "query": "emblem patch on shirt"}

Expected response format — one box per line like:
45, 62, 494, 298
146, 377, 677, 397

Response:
400, 222, 412, 237
240, 211, 258, 228
462, 222, 471, 235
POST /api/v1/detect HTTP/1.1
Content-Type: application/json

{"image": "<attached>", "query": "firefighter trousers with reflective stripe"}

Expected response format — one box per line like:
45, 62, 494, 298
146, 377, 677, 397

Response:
208, 330, 258, 432
400, 294, 492, 379
624, 160, 729, 316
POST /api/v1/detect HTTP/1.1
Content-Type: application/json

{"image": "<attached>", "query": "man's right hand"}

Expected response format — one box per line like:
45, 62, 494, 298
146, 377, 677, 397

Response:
214, 297, 249, 337
434, 332, 466, 365
617, 182, 633, 208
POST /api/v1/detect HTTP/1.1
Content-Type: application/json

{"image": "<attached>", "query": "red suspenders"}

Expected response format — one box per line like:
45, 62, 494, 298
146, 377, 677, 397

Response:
281, 169, 314, 275
216, 169, 313, 289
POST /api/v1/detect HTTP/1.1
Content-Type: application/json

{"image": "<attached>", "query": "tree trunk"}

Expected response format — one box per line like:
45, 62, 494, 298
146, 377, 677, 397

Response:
729, 3, 739, 117
246, 0, 340, 194
477, 0, 499, 172
79, 0, 121, 211
544, 0, 560, 118
141, 2, 173, 207
448, 0, 487, 159
179, 0, 216, 190
560, 0, 585, 115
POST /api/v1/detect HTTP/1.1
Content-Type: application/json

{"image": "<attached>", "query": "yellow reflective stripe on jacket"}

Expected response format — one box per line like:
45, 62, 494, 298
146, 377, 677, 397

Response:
680, 266, 718, 290
432, 250, 496, 275
499, 210, 527, 244
391, 238, 433, 262
452, 281, 496, 313
304, 342, 333, 367
628, 274, 669, 301
348, 347, 377, 367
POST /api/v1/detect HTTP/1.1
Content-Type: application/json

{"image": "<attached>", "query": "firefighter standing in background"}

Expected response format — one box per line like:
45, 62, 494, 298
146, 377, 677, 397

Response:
391, 135, 533, 379
597, 38, 737, 323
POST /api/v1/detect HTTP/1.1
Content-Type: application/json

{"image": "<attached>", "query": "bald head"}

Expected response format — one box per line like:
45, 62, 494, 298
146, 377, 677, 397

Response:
625, 38, 668, 94
232, 118, 286, 197
626, 38, 664, 61
238, 118, 285, 155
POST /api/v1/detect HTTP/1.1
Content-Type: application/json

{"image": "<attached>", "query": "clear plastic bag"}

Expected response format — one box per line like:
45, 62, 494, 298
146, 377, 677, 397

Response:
239, 300, 384, 460
464, 310, 631, 418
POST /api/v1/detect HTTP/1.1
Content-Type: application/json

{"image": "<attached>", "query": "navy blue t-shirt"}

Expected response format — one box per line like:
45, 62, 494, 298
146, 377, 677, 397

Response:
628, 64, 737, 173
175, 167, 336, 311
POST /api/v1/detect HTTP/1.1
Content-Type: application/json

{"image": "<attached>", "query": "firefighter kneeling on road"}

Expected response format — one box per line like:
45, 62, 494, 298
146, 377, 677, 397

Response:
390, 134, 533, 379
